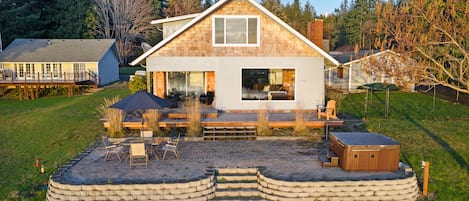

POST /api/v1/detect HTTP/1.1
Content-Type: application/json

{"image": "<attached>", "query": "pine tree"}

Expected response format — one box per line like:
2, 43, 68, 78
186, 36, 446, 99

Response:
260, 0, 285, 21
46, 0, 92, 38
152, 0, 168, 18
202, 0, 213, 9
0, 0, 46, 45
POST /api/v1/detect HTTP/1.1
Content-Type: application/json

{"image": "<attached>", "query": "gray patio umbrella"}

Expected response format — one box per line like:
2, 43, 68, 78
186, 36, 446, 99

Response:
109, 90, 172, 112
109, 90, 172, 131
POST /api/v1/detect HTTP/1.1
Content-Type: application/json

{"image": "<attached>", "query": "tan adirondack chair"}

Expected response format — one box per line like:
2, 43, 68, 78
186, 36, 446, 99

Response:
129, 143, 148, 168
317, 100, 337, 120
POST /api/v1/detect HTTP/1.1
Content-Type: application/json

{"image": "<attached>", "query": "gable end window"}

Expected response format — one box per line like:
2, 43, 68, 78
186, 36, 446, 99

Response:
213, 16, 259, 46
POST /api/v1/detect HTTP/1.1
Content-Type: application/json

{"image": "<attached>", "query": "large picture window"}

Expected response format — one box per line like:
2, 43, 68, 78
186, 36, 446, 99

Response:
167, 72, 205, 96
242, 68, 295, 100
213, 16, 259, 46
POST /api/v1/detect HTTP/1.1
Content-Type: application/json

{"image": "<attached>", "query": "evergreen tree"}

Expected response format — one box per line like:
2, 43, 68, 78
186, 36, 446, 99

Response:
46, 0, 92, 39
152, 0, 168, 18
260, 0, 285, 21
284, 0, 304, 35
0, 0, 47, 45
202, 0, 213, 9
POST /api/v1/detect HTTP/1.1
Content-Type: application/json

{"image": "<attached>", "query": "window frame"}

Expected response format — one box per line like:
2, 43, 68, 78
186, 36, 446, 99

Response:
212, 15, 260, 47
240, 67, 296, 101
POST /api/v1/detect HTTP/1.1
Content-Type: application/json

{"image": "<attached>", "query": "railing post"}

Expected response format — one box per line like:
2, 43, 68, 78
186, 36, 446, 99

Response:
37, 72, 40, 83
63, 72, 66, 83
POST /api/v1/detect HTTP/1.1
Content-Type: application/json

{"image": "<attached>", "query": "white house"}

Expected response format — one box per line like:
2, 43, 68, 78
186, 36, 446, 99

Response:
326, 50, 415, 92
131, 0, 339, 111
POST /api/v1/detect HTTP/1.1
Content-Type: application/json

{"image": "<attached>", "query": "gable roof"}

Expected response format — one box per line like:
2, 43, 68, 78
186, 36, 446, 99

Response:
330, 49, 397, 65
0, 39, 119, 62
130, 0, 339, 66
150, 13, 200, 25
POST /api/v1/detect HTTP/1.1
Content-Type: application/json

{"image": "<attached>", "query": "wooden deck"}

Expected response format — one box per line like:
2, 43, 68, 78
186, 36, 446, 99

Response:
103, 107, 344, 129
0, 73, 97, 100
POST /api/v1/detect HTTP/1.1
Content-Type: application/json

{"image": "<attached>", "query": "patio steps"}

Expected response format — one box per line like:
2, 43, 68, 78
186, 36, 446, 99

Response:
214, 168, 265, 200
203, 126, 257, 141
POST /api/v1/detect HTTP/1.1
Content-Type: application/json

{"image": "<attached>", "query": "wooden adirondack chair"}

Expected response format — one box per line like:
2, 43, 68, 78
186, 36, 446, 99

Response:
317, 100, 337, 120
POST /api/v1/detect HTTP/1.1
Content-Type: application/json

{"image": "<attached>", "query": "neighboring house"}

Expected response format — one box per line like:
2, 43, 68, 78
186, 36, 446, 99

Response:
131, 0, 339, 111
0, 39, 120, 86
326, 50, 415, 93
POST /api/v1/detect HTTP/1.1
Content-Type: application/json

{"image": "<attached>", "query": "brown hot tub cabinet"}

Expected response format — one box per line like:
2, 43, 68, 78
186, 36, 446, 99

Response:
329, 132, 400, 171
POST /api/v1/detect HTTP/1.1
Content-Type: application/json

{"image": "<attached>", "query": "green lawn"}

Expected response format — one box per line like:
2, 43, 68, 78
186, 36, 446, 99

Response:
0, 86, 130, 200
0, 88, 468, 200
337, 91, 469, 200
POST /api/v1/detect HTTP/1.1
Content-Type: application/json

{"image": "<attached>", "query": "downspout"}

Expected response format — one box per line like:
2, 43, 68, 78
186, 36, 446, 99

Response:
348, 64, 352, 92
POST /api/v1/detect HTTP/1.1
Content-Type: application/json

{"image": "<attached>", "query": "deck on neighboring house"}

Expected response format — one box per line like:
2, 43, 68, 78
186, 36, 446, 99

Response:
0, 72, 98, 99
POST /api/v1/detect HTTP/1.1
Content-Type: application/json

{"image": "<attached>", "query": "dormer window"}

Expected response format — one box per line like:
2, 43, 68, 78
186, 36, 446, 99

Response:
213, 16, 259, 46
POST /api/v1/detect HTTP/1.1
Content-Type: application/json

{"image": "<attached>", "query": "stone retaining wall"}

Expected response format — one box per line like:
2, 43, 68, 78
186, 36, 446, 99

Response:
47, 168, 418, 201
257, 171, 419, 201
46, 175, 216, 201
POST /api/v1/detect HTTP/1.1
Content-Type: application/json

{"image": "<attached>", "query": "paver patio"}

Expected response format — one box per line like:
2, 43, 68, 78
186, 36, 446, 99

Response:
57, 139, 407, 185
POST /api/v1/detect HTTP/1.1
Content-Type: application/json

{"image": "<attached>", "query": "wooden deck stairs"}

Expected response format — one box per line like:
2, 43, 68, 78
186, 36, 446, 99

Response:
213, 168, 265, 201
203, 126, 257, 141
82, 87, 104, 96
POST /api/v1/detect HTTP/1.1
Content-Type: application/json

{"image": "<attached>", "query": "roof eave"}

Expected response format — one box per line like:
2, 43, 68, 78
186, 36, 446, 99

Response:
150, 13, 201, 25
130, 0, 340, 66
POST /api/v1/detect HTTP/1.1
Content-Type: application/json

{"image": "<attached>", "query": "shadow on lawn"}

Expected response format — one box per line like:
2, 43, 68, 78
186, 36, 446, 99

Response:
405, 117, 468, 172
374, 94, 469, 172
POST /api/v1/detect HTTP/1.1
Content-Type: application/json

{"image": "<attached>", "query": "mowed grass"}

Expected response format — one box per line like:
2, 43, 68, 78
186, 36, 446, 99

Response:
338, 91, 469, 200
0, 87, 468, 200
0, 86, 130, 200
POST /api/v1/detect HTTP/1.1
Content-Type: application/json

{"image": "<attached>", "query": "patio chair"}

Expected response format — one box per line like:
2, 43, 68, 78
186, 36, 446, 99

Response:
129, 143, 148, 168
317, 100, 337, 120
102, 136, 123, 161
162, 132, 181, 160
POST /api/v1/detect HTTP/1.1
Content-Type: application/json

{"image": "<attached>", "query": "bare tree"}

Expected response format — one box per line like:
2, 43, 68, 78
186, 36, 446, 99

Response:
165, 0, 203, 17
92, 0, 156, 64
375, 0, 469, 94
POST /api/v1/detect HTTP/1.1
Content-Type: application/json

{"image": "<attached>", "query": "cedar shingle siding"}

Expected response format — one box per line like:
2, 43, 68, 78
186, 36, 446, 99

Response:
150, 0, 321, 58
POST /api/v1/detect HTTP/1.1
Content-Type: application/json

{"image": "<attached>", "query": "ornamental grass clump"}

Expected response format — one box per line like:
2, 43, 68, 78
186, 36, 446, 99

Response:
257, 103, 271, 136
184, 96, 201, 136
143, 109, 161, 136
294, 104, 309, 136
97, 96, 125, 137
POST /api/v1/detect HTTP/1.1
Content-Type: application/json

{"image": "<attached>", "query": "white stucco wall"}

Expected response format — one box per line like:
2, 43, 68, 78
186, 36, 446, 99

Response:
147, 56, 325, 111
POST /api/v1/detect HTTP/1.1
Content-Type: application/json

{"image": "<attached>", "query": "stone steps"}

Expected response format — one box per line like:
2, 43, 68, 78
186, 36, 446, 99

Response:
214, 168, 262, 200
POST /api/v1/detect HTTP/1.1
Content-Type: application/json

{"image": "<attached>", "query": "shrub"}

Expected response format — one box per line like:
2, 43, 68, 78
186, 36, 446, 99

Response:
129, 75, 146, 93
294, 104, 309, 136
183, 97, 201, 136
143, 109, 161, 136
97, 96, 125, 137
257, 103, 271, 136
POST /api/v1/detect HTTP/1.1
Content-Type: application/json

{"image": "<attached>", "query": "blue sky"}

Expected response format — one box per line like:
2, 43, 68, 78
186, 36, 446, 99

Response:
280, 0, 343, 15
